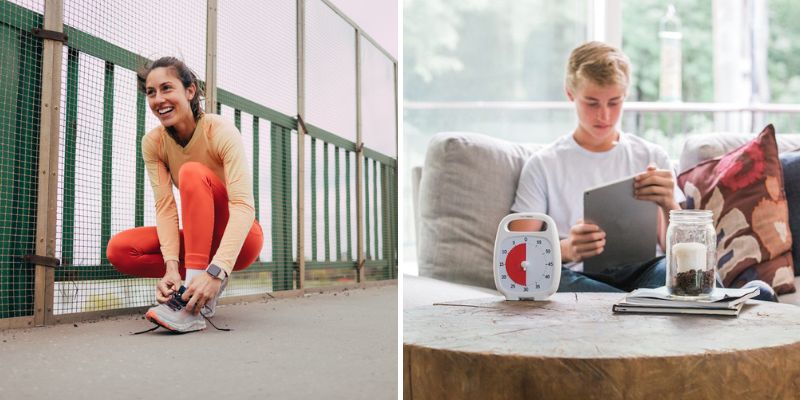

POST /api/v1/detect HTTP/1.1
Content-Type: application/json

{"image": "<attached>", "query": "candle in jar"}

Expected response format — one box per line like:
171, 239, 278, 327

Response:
672, 242, 707, 273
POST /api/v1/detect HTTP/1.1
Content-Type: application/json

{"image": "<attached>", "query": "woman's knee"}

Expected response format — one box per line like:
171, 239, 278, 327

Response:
106, 234, 133, 273
232, 222, 265, 271
106, 228, 155, 274
178, 162, 211, 185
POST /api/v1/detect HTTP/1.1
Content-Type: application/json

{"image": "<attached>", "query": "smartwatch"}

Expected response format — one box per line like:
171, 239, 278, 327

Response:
206, 264, 227, 280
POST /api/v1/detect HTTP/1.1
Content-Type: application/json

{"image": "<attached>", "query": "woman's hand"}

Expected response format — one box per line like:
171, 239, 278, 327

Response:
634, 165, 679, 211
560, 219, 606, 263
156, 263, 182, 304
182, 273, 223, 315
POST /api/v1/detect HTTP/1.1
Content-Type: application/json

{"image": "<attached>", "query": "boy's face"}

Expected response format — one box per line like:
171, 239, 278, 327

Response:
567, 81, 625, 144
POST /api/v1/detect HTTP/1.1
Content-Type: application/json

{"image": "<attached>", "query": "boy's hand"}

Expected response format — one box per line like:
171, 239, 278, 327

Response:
561, 219, 606, 263
634, 165, 679, 211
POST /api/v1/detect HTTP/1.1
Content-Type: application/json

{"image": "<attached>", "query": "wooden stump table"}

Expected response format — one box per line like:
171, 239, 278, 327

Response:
403, 293, 800, 399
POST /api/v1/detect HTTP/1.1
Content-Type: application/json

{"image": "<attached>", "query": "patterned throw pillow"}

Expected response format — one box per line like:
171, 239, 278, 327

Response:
677, 124, 795, 294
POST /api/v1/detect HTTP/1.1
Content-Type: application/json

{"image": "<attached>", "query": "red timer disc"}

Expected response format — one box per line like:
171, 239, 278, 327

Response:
494, 213, 561, 300
504, 242, 527, 285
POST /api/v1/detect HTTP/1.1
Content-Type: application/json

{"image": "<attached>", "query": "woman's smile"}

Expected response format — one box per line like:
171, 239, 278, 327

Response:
144, 66, 197, 139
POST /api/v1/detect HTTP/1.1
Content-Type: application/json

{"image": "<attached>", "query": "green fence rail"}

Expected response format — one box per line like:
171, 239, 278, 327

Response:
0, 2, 42, 318
0, 1, 397, 320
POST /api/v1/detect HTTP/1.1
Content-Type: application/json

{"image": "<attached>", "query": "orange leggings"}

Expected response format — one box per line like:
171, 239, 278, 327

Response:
106, 162, 264, 279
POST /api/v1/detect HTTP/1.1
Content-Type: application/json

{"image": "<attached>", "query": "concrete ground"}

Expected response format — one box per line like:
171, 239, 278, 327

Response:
0, 284, 398, 400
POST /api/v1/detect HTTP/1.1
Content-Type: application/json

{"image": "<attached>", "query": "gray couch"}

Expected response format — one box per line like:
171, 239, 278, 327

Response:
412, 132, 800, 305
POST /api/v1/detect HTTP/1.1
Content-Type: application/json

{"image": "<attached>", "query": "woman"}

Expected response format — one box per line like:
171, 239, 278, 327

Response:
106, 57, 264, 333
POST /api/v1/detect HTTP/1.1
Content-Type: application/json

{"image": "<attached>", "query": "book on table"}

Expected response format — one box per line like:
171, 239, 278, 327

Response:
612, 286, 760, 316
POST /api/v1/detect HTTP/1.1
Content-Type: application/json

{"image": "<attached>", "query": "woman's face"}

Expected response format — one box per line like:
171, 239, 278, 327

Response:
144, 67, 196, 128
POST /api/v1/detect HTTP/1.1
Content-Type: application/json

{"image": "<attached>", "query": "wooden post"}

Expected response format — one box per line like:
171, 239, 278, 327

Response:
355, 31, 365, 283
33, 0, 64, 326
296, 0, 306, 289
393, 60, 398, 277
205, 0, 218, 114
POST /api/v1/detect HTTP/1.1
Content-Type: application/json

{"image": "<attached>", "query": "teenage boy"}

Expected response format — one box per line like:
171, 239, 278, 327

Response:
510, 41, 681, 292
509, 42, 777, 302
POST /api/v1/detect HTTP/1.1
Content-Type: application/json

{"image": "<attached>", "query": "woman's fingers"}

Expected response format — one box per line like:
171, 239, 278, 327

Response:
155, 292, 168, 303
183, 279, 219, 314
157, 281, 172, 295
185, 294, 200, 314
155, 282, 171, 303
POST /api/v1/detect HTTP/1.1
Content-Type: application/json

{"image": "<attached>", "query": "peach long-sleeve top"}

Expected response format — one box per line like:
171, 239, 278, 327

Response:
142, 113, 255, 275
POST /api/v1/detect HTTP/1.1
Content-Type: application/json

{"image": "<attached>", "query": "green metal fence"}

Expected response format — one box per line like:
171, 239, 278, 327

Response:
0, 0, 397, 325
0, 1, 41, 319
215, 90, 299, 293
363, 150, 397, 281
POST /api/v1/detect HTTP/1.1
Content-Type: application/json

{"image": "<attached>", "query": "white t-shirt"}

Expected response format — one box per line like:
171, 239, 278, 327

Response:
510, 132, 683, 272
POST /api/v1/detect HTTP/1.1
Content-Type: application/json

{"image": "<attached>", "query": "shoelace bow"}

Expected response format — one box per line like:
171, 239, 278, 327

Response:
132, 288, 231, 335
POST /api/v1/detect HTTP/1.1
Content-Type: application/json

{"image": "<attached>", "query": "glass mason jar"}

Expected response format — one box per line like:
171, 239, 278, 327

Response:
666, 210, 716, 299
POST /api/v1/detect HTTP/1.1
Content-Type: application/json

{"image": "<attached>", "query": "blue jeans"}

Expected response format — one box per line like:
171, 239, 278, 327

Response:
558, 256, 666, 293
558, 256, 778, 302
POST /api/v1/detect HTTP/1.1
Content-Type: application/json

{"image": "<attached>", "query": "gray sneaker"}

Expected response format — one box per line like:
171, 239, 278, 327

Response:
201, 276, 229, 318
145, 286, 206, 333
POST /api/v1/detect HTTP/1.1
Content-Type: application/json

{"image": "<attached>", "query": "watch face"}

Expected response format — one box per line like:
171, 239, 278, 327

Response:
207, 264, 222, 277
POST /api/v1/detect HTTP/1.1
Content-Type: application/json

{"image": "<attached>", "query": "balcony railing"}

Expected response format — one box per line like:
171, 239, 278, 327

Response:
0, 0, 398, 326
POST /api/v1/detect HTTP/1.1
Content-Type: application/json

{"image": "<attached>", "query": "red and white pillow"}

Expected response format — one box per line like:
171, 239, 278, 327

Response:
677, 124, 795, 294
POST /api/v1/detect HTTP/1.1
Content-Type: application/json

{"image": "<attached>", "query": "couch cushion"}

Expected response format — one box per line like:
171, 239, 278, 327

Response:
417, 132, 541, 288
679, 132, 800, 173
677, 125, 795, 294
781, 152, 800, 276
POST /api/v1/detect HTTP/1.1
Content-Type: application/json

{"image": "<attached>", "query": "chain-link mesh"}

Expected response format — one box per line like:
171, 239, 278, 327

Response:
364, 156, 397, 281
303, 0, 365, 285
305, 0, 356, 141
360, 32, 397, 281
304, 134, 358, 287
218, 0, 296, 116
361, 37, 397, 158
217, 0, 298, 295
0, 0, 395, 321
0, 0, 44, 318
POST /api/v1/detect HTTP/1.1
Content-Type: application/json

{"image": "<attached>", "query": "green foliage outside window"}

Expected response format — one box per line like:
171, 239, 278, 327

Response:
768, 0, 800, 103
622, 0, 712, 102
404, 0, 585, 102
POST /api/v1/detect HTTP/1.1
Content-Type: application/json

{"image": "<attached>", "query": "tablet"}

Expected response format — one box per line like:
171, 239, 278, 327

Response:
583, 175, 658, 274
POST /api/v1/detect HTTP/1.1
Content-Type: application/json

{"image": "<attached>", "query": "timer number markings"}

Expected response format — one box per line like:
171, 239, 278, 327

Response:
499, 237, 554, 292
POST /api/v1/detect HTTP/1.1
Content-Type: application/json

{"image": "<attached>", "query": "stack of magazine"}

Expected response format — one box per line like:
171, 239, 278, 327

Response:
612, 286, 760, 316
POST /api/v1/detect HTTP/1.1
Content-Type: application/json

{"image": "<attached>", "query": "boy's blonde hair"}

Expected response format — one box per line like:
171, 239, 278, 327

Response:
566, 41, 630, 91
